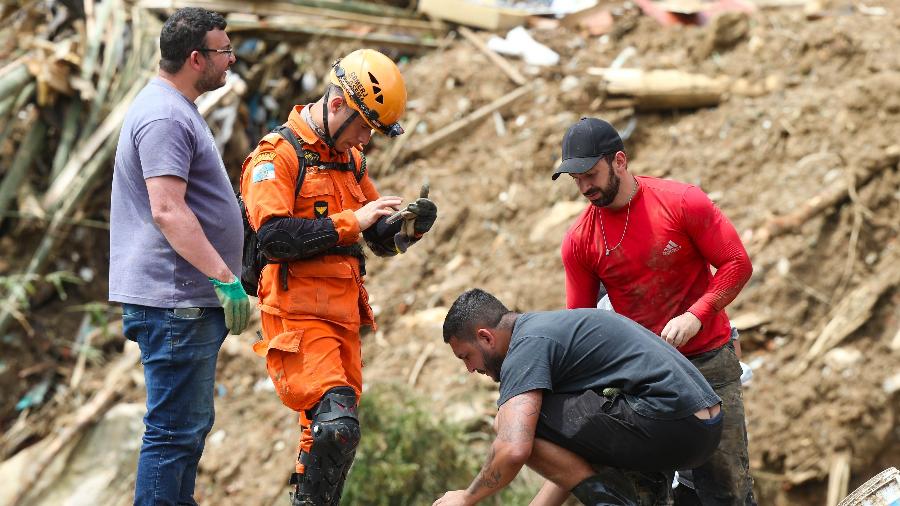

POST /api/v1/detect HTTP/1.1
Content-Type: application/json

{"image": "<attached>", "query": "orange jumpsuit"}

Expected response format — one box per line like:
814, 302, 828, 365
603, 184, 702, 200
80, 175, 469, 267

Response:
240, 105, 379, 471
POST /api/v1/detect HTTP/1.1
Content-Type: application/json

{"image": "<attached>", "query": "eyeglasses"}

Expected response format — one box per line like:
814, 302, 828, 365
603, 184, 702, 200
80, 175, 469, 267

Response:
198, 47, 234, 56
333, 61, 403, 138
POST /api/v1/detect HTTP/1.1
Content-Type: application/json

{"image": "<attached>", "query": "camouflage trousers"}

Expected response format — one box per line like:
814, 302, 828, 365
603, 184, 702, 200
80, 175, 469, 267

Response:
676, 341, 756, 506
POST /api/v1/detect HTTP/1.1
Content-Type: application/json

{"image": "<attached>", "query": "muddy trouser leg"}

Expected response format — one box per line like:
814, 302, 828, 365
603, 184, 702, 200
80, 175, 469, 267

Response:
682, 342, 756, 506
258, 314, 363, 506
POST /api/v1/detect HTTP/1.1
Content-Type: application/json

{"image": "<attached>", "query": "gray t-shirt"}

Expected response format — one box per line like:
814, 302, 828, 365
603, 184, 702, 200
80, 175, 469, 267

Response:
498, 309, 720, 420
109, 78, 242, 308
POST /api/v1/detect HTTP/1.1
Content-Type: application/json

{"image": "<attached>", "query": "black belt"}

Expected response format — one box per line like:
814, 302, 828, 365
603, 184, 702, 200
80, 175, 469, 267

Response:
278, 243, 367, 290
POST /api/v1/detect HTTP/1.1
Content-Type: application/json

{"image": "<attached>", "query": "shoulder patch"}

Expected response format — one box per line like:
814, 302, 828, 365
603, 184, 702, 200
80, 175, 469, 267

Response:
251, 162, 276, 183
261, 132, 282, 144
251, 151, 277, 167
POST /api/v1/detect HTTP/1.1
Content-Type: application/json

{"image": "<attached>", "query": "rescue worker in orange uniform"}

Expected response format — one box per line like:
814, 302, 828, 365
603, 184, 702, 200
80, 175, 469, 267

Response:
239, 49, 437, 506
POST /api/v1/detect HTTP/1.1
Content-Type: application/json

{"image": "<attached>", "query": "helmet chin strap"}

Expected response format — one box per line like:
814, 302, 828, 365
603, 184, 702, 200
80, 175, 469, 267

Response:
321, 87, 360, 151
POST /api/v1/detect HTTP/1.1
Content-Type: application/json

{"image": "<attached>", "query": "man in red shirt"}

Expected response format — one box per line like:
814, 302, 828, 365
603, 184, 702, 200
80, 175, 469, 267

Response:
556, 117, 755, 505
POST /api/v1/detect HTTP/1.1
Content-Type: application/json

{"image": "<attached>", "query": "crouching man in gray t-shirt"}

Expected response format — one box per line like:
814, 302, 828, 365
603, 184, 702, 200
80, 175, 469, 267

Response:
433, 289, 723, 506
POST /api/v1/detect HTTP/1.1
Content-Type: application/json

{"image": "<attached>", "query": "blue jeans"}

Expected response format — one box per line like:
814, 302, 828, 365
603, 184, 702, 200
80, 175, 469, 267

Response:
123, 304, 227, 506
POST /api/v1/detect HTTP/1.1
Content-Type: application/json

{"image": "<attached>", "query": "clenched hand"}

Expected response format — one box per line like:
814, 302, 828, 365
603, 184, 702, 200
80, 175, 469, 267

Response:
660, 311, 702, 349
432, 490, 473, 506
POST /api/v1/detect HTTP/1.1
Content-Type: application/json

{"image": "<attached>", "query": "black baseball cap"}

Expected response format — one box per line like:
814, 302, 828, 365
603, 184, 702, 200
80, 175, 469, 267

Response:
552, 117, 625, 180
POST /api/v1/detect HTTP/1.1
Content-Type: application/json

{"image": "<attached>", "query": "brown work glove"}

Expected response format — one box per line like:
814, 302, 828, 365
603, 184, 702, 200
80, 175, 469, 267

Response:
390, 183, 437, 253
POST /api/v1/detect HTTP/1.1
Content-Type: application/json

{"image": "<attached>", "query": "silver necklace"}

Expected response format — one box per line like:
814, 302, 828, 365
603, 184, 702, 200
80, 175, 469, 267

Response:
598, 178, 639, 256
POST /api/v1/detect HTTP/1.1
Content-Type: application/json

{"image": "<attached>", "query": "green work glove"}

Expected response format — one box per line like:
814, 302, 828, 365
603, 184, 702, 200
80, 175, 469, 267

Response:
209, 275, 251, 335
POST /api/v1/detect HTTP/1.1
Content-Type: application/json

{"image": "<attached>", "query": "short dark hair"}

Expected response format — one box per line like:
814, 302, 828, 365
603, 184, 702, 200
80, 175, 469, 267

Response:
159, 8, 227, 74
443, 289, 510, 343
324, 83, 351, 111
325, 83, 343, 99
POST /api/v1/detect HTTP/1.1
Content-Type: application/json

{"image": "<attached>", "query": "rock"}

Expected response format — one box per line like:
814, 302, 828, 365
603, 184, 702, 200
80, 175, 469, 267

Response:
883, 372, 900, 394
397, 307, 450, 337
528, 201, 586, 244
696, 12, 750, 59
0, 402, 145, 506
823, 347, 863, 371
729, 311, 772, 331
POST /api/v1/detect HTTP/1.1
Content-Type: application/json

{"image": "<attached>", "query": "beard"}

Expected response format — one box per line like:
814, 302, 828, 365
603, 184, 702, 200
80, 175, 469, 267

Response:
196, 60, 226, 93
481, 348, 505, 383
587, 165, 621, 208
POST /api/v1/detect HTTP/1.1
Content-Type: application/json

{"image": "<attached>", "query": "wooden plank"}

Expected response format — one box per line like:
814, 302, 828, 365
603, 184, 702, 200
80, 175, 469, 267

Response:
457, 26, 526, 86
826, 452, 851, 506
138, 0, 439, 31
78, 0, 113, 99
417, 0, 529, 30
404, 83, 536, 160
0, 55, 27, 80
284, 0, 416, 18
225, 17, 439, 51
795, 244, 900, 375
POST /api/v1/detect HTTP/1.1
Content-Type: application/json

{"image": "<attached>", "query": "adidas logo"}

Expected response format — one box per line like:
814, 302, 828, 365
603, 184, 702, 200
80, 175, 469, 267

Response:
662, 240, 681, 256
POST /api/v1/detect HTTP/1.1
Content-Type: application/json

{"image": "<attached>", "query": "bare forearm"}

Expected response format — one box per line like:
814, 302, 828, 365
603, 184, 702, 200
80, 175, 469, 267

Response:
529, 480, 569, 506
435, 392, 539, 506
155, 206, 232, 283
464, 445, 525, 503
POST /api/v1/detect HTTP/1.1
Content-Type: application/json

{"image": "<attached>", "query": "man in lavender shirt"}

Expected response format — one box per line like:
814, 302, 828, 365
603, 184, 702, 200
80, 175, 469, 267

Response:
109, 8, 249, 505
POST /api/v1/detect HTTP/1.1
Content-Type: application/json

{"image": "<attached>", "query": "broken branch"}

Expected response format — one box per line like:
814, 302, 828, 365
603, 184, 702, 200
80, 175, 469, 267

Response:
751, 145, 900, 247
457, 26, 526, 86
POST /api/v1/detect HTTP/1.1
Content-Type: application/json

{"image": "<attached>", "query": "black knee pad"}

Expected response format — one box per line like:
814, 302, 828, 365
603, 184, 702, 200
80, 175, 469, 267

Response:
309, 386, 360, 459
294, 387, 360, 506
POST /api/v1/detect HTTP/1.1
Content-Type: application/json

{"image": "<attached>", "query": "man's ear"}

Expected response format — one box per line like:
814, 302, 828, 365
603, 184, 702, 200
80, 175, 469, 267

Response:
185, 50, 204, 72
475, 328, 495, 348
613, 150, 628, 172
328, 94, 345, 115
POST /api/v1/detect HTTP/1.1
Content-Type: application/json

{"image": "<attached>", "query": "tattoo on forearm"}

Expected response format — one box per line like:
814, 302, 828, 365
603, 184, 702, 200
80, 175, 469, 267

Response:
468, 446, 502, 493
467, 393, 540, 496
497, 396, 539, 443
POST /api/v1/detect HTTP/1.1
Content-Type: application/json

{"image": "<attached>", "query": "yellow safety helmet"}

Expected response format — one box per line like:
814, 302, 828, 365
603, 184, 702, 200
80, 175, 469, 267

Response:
329, 49, 407, 137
